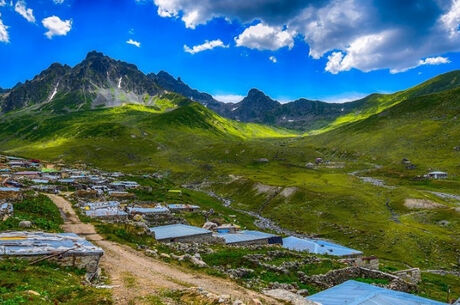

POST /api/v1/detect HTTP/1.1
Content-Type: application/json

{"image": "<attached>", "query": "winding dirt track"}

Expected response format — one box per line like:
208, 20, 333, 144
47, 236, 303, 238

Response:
46, 194, 280, 305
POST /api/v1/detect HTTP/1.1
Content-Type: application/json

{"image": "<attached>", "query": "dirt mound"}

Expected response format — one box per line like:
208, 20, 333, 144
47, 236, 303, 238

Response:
404, 199, 445, 209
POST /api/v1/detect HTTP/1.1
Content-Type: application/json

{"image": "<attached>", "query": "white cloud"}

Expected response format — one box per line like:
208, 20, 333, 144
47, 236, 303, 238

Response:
14, 1, 35, 23
152, 0, 460, 74
0, 15, 9, 43
269, 56, 277, 63
42, 16, 72, 39
419, 56, 451, 65
213, 94, 245, 103
390, 56, 452, 73
0, 0, 6, 7
53, 0, 64, 4
184, 39, 227, 54
126, 39, 141, 47
441, 0, 460, 37
235, 23, 294, 51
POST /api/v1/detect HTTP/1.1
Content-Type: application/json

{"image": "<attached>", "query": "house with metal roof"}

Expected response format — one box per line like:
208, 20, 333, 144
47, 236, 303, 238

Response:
84, 207, 128, 219
0, 231, 103, 273
216, 230, 282, 246
149, 224, 217, 243
306, 280, 447, 305
167, 204, 200, 212
283, 236, 362, 257
127, 206, 170, 215
0, 202, 13, 219
426, 171, 448, 179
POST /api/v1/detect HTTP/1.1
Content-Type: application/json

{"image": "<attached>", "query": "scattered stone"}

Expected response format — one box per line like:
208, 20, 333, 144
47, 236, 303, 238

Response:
26, 290, 40, 296
160, 253, 171, 259
18, 220, 32, 228
297, 289, 309, 297
250, 298, 263, 305
203, 221, 218, 230
263, 289, 316, 305
233, 300, 245, 305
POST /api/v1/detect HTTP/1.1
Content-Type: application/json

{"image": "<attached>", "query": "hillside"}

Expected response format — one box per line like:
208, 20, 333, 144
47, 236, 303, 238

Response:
311, 70, 460, 134
306, 86, 460, 174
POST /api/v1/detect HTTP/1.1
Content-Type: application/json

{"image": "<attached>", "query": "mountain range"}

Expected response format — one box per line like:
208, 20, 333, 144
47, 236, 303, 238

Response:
4, 51, 458, 131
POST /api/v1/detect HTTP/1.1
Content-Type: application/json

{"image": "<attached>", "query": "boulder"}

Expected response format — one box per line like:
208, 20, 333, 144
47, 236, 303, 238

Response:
18, 220, 32, 228
203, 221, 218, 230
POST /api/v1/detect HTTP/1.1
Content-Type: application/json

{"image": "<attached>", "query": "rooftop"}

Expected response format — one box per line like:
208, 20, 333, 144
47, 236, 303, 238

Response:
127, 206, 170, 214
283, 236, 362, 257
216, 230, 278, 244
307, 280, 446, 305
0, 231, 103, 256
84, 207, 127, 217
149, 224, 211, 240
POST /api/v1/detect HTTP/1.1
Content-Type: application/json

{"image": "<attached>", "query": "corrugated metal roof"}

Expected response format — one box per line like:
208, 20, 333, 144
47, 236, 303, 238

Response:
127, 206, 170, 214
0, 187, 20, 192
85, 207, 127, 217
167, 204, 200, 210
149, 224, 211, 240
0, 231, 103, 256
83, 201, 120, 209
216, 230, 277, 244
307, 280, 447, 305
0, 202, 13, 213
282, 236, 362, 257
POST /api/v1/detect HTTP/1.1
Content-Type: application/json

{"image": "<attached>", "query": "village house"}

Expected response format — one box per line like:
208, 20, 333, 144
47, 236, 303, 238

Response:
282, 236, 363, 258
426, 171, 448, 179
216, 230, 282, 246
82, 201, 128, 221
14, 171, 41, 179
127, 205, 170, 216
0, 202, 13, 220
306, 280, 447, 305
110, 181, 139, 190
0, 187, 22, 201
0, 231, 104, 275
149, 224, 219, 243
108, 191, 136, 199
167, 204, 200, 212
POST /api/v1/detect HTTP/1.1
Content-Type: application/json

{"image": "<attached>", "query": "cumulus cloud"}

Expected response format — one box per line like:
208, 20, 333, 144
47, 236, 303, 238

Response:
0, 0, 6, 7
0, 15, 9, 43
269, 56, 277, 63
235, 23, 294, 51
419, 56, 451, 65
53, 0, 64, 4
152, 0, 460, 74
14, 1, 35, 23
42, 16, 72, 39
126, 39, 141, 47
184, 39, 227, 54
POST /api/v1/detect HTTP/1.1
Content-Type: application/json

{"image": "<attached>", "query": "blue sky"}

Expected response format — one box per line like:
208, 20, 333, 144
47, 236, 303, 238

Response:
0, 0, 460, 103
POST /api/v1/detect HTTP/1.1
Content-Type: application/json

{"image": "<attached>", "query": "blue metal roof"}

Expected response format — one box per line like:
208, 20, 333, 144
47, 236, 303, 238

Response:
307, 280, 447, 305
216, 230, 277, 244
0, 187, 20, 192
0, 231, 103, 256
282, 236, 362, 257
149, 224, 211, 240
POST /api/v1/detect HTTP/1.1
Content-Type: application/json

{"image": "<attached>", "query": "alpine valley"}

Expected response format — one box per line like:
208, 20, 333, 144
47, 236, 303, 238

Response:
1, 51, 459, 303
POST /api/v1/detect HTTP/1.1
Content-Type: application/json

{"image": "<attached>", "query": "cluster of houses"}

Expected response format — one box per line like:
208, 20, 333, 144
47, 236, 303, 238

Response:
0, 155, 453, 304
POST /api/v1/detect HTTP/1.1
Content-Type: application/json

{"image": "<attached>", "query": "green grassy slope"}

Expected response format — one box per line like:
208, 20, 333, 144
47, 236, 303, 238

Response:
310, 70, 460, 134
0, 81, 459, 274
307, 86, 460, 175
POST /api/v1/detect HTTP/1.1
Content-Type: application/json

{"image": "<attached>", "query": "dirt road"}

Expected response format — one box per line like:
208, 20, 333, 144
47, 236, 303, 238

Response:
46, 194, 280, 305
